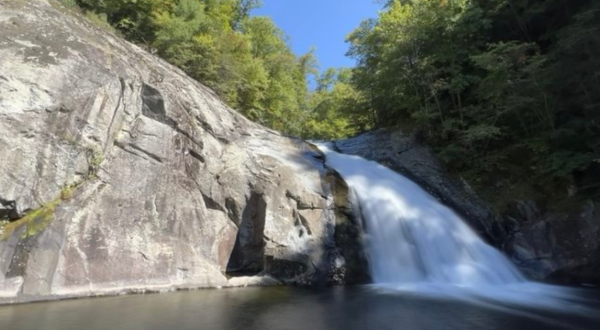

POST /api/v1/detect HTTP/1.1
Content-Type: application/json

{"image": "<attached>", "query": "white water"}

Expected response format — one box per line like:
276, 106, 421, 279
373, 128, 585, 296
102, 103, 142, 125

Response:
316, 143, 592, 313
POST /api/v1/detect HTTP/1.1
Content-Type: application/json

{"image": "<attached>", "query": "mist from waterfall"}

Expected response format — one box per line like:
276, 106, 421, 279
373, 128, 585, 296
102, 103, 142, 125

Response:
316, 143, 594, 313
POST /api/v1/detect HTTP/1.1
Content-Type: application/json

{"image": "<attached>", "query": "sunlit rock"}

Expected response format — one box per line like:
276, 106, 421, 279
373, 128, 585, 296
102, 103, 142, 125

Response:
0, 0, 366, 304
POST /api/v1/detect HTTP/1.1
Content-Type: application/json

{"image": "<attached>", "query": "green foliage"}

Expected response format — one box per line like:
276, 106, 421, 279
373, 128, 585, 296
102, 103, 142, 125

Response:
63, 133, 78, 146
84, 11, 115, 32
0, 177, 89, 240
238, 16, 315, 135
63, 0, 600, 210
57, 0, 78, 8
87, 146, 104, 178
60, 183, 78, 200
346, 0, 600, 209
0, 200, 60, 241
73, 0, 315, 137
305, 68, 370, 139
76, 0, 161, 41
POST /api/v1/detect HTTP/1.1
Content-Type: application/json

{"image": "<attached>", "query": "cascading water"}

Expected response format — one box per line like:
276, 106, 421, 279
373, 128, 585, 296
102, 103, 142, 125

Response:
316, 143, 591, 312
317, 143, 523, 287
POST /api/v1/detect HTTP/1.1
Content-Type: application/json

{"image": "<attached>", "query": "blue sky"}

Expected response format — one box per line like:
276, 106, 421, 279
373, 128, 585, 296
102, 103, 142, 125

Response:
253, 0, 381, 74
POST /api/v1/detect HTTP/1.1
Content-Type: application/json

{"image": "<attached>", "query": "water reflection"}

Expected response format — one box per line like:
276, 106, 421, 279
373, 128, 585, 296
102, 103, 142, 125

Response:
1, 287, 598, 330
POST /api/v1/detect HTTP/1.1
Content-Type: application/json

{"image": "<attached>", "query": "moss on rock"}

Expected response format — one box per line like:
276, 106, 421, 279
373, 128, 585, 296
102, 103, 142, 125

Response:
0, 200, 60, 241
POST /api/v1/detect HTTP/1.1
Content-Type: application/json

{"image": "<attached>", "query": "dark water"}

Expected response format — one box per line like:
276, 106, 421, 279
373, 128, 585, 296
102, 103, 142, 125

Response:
1, 286, 599, 330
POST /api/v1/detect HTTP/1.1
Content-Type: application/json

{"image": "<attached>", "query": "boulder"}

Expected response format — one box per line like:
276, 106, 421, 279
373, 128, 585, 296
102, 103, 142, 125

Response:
504, 200, 600, 284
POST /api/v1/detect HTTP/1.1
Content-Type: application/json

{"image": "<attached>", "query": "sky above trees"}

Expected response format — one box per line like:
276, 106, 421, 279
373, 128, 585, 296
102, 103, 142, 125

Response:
253, 0, 381, 74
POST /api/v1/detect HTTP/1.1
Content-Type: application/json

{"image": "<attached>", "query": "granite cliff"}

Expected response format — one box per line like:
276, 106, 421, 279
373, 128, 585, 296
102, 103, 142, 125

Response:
0, 0, 367, 303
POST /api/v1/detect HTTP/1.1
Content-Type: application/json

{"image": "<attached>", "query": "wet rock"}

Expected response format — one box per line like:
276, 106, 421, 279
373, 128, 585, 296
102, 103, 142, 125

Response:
226, 275, 281, 288
504, 201, 600, 284
0, 277, 23, 298
323, 170, 370, 285
264, 257, 309, 282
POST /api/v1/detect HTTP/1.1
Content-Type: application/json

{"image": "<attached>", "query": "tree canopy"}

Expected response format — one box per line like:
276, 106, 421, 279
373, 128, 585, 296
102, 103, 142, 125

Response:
345, 0, 600, 209
65, 0, 599, 211
74, 0, 317, 136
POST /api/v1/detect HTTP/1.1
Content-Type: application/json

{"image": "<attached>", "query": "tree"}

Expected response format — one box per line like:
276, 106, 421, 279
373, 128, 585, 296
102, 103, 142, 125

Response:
345, 0, 600, 208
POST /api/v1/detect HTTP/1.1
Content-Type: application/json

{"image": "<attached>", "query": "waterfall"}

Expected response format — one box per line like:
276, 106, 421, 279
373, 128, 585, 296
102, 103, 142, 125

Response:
316, 143, 591, 312
317, 143, 523, 286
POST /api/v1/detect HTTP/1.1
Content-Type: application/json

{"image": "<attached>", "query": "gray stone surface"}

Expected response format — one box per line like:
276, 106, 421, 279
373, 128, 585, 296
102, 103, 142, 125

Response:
0, 276, 23, 298
503, 200, 600, 284
0, 0, 365, 304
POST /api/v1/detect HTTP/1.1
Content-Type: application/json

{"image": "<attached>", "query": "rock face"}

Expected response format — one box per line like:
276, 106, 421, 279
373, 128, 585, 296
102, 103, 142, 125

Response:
503, 200, 600, 284
0, 0, 367, 304
335, 129, 600, 285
